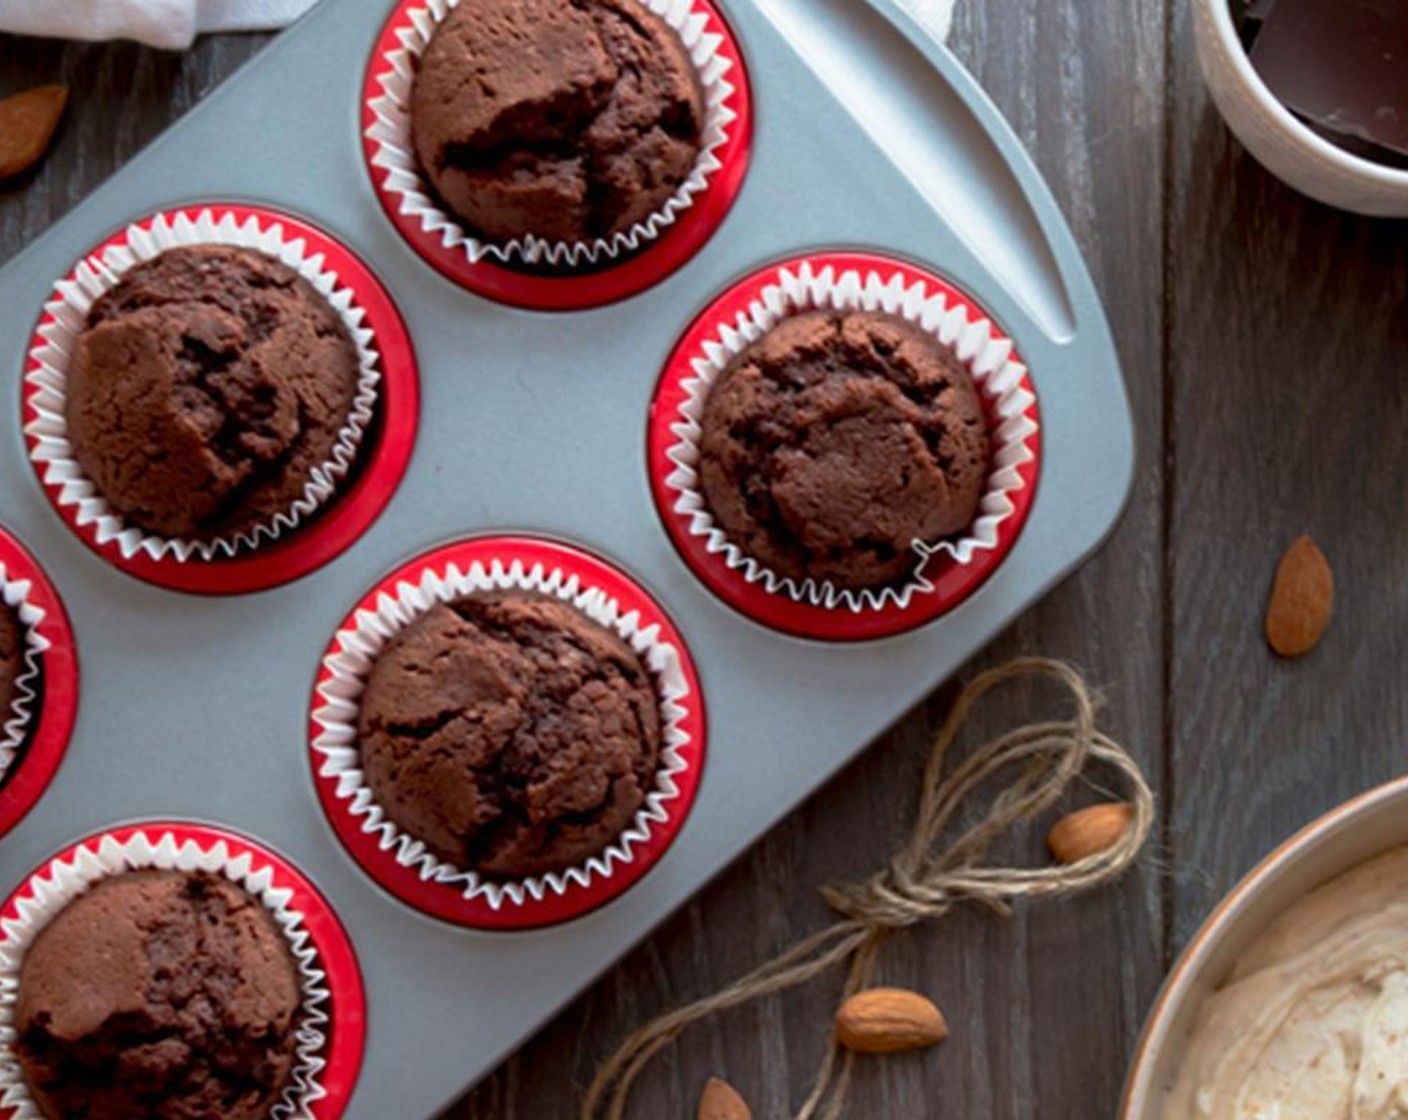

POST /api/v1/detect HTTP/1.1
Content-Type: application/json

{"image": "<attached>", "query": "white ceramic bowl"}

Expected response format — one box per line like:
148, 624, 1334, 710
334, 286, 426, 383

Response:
1120, 776, 1408, 1119
1192, 0, 1408, 216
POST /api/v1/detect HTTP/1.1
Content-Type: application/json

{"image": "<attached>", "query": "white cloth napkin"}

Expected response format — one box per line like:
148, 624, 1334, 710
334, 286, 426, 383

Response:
901, 0, 956, 42
0, 0, 318, 49
0, 0, 953, 53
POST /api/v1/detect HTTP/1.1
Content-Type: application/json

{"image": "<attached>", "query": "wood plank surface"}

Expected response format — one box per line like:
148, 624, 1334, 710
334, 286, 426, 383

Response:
1165, 0, 1408, 951
0, 35, 271, 242
20, 0, 1380, 1114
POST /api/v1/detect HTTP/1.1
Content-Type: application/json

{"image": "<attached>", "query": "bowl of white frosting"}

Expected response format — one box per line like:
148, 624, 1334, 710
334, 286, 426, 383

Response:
1122, 776, 1408, 1120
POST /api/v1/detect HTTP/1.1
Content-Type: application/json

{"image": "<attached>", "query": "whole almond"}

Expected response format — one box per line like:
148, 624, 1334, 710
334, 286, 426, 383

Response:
1266, 536, 1333, 658
835, 988, 949, 1054
0, 85, 68, 182
1048, 802, 1134, 864
698, 1077, 751, 1120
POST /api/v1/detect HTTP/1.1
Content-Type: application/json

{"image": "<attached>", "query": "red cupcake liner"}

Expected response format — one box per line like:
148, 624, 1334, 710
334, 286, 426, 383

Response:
648, 251, 1044, 642
0, 821, 366, 1120
361, 0, 754, 311
309, 535, 707, 930
21, 204, 419, 596
0, 526, 78, 843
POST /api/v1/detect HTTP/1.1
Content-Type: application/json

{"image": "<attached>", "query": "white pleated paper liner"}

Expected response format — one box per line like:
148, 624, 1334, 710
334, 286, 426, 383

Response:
0, 824, 367, 1120
309, 536, 707, 930
0, 564, 48, 789
648, 252, 1044, 642
0, 528, 78, 844
362, 0, 750, 295
22, 206, 384, 569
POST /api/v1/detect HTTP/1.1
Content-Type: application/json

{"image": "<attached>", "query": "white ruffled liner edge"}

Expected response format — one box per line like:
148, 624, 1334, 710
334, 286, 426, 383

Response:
0, 829, 332, 1120
664, 261, 1041, 613
311, 556, 694, 912
23, 208, 384, 564
0, 562, 49, 786
365, 0, 738, 269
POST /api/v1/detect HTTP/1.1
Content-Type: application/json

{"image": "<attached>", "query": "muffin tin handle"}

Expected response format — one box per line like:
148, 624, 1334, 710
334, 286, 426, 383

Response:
754, 0, 1087, 345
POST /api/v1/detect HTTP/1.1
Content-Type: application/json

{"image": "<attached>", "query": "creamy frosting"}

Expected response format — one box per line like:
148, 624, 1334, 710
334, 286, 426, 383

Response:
1163, 845, 1408, 1120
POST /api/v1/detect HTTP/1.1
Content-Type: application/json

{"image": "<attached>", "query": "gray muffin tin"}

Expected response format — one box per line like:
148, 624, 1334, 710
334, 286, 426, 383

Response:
0, 0, 1133, 1115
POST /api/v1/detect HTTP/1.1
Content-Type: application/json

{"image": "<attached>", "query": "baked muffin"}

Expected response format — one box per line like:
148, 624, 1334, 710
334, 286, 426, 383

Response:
16, 870, 303, 1120
65, 245, 362, 542
0, 603, 21, 719
411, 0, 706, 245
698, 309, 991, 590
358, 590, 662, 879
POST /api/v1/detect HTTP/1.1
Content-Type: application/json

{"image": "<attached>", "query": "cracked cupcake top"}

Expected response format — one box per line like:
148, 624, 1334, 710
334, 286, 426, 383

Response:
16, 870, 303, 1120
65, 245, 361, 542
410, 0, 705, 245
698, 309, 991, 591
357, 590, 662, 880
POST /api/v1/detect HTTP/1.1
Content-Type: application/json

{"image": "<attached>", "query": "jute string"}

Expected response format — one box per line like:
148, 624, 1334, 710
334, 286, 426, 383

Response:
581, 657, 1156, 1120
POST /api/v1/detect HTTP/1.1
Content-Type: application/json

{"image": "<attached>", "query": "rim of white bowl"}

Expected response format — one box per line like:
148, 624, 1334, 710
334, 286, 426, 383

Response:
1204, 0, 1408, 189
1120, 774, 1408, 1118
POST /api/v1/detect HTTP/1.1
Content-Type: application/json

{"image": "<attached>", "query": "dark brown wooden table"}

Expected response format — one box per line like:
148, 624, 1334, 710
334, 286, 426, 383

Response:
4, 2, 1406, 1115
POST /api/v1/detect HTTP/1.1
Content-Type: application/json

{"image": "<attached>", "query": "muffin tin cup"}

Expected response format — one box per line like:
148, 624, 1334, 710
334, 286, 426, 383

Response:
648, 251, 1043, 642
362, 0, 753, 310
309, 535, 707, 931
0, 822, 366, 1120
0, 526, 77, 843
21, 204, 420, 596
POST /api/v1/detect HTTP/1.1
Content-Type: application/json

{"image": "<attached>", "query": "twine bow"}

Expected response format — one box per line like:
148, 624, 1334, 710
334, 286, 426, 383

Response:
581, 657, 1156, 1120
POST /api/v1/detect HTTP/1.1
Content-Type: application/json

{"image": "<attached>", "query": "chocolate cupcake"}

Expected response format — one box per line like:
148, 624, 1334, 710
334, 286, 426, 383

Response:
0, 603, 21, 721
64, 244, 363, 543
697, 308, 991, 591
357, 589, 662, 879
15, 869, 303, 1120
411, 0, 706, 246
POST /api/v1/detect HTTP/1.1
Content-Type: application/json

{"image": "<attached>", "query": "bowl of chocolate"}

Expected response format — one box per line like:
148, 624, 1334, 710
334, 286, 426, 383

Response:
1193, 0, 1408, 215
